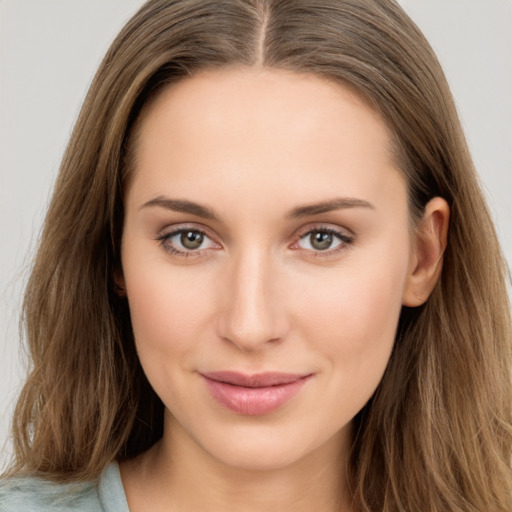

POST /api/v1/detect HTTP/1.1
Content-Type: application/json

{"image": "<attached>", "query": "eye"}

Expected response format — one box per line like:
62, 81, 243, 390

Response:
158, 228, 218, 255
296, 228, 353, 253
177, 230, 206, 250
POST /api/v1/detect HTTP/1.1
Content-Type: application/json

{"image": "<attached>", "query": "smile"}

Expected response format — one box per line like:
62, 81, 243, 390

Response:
200, 371, 312, 415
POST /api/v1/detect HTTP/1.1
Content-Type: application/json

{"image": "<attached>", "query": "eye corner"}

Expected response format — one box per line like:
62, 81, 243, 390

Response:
156, 225, 222, 258
290, 224, 355, 257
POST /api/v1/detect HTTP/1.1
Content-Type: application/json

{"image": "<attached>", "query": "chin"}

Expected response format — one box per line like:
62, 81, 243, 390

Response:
209, 443, 312, 472
188, 419, 351, 473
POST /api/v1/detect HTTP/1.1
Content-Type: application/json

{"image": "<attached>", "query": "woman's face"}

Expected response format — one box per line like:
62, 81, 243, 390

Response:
120, 68, 415, 470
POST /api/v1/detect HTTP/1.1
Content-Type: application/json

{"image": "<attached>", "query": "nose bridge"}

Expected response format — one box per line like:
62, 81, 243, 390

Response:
217, 243, 285, 350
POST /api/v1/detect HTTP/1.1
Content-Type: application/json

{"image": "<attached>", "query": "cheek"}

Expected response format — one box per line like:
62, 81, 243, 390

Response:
122, 254, 217, 360
295, 254, 407, 340
123, 262, 221, 412
290, 243, 409, 395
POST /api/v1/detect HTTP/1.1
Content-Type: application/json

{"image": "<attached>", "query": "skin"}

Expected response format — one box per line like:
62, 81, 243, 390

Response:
118, 67, 449, 511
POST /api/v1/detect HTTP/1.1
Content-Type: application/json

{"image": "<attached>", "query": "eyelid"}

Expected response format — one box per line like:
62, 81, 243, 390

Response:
290, 223, 355, 255
156, 223, 222, 256
157, 222, 217, 239
155, 222, 354, 258
294, 222, 354, 240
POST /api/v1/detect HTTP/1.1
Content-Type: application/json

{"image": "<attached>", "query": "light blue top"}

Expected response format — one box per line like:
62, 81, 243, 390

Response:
0, 462, 130, 512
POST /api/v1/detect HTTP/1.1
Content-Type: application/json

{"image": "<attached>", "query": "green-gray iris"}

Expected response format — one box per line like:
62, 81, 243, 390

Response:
311, 231, 333, 251
181, 231, 204, 250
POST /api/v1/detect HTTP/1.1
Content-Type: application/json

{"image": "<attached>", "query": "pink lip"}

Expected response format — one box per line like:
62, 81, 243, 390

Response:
201, 371, 312, 415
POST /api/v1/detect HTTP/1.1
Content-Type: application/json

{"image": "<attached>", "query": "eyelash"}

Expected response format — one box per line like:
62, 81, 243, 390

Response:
157, 226, 218, 258
156, 224, 354, 259
293, 226, 354, 257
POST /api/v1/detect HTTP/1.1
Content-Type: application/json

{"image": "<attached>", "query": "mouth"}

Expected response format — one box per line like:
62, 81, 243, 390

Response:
200, 371, 313, 415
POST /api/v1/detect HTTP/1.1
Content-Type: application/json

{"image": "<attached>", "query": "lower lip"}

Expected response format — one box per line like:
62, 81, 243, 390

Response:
202, 376, 311, 415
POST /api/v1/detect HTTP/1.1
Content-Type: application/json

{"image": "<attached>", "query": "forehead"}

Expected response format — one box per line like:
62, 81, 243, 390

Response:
127, 67, 405, 213
135, 67, 390, 151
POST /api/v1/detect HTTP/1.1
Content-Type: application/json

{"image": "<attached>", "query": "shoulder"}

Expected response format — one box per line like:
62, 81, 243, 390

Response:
0, 475, 100, 512
0, 462, 128, 512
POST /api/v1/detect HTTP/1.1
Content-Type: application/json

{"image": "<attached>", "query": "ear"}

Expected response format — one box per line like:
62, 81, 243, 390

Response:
113, 268, 127, 297
402, 197, 450, 307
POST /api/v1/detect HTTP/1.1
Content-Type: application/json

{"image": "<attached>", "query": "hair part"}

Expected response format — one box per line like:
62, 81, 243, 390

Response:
6, 1, 512, 510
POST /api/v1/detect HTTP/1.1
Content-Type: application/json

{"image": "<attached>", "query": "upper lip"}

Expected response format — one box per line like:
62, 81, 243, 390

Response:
201, 371, 310, 388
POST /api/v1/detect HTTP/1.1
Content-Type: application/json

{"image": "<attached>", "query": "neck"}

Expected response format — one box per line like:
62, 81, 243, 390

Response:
121, 418, 354, 512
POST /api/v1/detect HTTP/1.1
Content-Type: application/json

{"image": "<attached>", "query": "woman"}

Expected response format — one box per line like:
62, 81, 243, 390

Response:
1, 0, 511, 510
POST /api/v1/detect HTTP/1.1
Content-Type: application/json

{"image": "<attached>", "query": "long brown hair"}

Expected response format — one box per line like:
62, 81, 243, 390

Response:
7, 0, 512, 510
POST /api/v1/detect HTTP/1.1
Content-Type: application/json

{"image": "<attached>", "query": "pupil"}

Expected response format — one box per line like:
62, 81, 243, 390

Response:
311, 231, 332, 250
181, 231, 203, 250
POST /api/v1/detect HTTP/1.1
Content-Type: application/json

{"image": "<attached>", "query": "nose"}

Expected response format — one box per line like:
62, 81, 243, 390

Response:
216, 247, 288, 351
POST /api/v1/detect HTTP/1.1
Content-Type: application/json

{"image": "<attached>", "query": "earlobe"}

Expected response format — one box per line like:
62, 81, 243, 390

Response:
113, 268, 127, 297
402, 197, 450, 307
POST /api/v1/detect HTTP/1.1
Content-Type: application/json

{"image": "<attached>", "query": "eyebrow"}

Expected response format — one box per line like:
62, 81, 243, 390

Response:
139, 196, 374, 220
286, 197, 375, 219
139, 197, 218, 220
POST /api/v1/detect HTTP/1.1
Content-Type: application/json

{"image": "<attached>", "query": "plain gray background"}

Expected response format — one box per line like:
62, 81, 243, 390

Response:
1, 0, 511, 470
